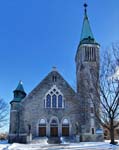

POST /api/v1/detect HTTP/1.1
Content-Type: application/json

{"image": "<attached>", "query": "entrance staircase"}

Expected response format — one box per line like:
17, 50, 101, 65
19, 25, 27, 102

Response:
30, 137, 48, 144
47, 137, 61, 144
60, 136, 77, 143
31, 136, 76, 144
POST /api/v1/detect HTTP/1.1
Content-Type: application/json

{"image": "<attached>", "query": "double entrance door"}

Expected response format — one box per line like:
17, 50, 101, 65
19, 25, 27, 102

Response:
50, 126, 69, 137
39, 126, 58, 137
39, 118, 69, 137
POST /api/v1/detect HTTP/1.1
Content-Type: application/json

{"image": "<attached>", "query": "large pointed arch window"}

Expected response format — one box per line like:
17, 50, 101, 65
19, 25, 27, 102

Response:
52, 95, 57, 108
58, 95, 62, 108
46, 94, 51, 108
45, 85, 64, 109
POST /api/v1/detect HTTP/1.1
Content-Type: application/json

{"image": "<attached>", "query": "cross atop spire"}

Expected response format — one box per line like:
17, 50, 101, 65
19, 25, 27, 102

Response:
84, 3, 88, 15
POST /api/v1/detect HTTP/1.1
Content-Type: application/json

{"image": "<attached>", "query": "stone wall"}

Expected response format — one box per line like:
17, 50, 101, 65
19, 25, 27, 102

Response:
19, 70, 80, 138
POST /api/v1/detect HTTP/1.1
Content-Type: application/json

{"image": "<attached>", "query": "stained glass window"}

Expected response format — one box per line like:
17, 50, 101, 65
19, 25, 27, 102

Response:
52, 94, 57, 108
51, 119, 57, 124
58, 95, 62, 108
62, 119, 69, 125
46, 94, 51, 108
45, 85, 64, 108
51, 119, 58, 127
40, 119, 46, 124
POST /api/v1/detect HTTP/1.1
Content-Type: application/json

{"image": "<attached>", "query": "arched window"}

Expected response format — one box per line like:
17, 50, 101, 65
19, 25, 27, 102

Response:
45, 85, 64, 109
51, 119, 58, 126
52, 95, 57, 108
58, 95, 62, 108
46, 94, 51, 108
39, 119, 46, 125
62, 119, 69, 125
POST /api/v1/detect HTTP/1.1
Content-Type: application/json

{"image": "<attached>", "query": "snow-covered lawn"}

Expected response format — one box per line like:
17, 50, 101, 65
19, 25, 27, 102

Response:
0, 140, 119, 150
0, 140, 9, 150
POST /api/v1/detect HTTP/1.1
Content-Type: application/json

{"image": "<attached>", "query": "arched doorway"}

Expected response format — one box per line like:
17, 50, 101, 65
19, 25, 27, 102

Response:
62, 119, 69, 136
39, 119, 46, 137
50, 119, 58, 137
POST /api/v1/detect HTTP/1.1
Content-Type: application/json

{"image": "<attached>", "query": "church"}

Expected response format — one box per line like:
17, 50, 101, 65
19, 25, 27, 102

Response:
9, 4, 103, 143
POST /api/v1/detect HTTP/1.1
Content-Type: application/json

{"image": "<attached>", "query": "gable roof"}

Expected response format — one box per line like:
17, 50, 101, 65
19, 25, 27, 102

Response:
22, 69, 76, 102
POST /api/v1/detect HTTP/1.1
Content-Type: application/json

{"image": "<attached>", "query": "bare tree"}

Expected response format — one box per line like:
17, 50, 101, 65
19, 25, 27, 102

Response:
88, 45, 119, 144
0, 98, 8, 129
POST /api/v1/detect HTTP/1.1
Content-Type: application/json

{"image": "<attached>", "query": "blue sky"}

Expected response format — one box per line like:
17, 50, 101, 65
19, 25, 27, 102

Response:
0, 0, 119, 107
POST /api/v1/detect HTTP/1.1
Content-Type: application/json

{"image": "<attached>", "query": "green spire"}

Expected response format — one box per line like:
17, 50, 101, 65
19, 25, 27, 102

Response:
80, 3, 97, 45
10, 81, 26, 103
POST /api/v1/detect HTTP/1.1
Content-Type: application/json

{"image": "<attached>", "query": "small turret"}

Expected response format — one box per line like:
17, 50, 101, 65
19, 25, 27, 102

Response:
11, 81, 26, 103
9, 81, 26, 143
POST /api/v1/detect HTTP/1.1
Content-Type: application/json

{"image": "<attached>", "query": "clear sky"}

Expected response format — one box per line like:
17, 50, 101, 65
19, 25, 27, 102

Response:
0, 0, 119, 107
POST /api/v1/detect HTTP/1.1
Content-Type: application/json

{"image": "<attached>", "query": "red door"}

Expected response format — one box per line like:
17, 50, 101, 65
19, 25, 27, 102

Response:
51, 127, 58, 137
62, 127, 69, 136
39, 127, 46, 137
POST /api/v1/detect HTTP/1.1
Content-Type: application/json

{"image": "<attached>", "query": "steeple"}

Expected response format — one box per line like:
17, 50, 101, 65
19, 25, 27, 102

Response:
75, 3, 101, 139
80, 3, 97, 45
10, 81, 26, 103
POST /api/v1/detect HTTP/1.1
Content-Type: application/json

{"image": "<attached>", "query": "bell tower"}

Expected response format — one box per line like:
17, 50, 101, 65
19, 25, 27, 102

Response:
76, 3, 100, 92
75, 4, 102, 141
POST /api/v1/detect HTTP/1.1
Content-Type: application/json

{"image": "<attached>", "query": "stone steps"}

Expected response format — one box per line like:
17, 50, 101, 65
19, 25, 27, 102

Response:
47, 137, 61, 144
30, 137, 48, 144
31, 136, 77, 144
60, 136, 77, 143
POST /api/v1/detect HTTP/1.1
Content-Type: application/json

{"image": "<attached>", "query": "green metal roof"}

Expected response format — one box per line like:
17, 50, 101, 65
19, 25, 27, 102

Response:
10, 97, 22, 103
15, 80, 25, 93
10, 81, 26, 104
80, 12, 94, 41
80, 4, 98, 45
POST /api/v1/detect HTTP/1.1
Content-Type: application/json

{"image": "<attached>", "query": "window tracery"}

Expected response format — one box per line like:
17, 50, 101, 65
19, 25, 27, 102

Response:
45, 85, 64, 109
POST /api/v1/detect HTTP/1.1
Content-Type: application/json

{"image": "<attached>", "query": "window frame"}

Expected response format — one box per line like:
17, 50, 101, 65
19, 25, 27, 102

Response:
46, 94, 51, 108
44, 85, 64, 109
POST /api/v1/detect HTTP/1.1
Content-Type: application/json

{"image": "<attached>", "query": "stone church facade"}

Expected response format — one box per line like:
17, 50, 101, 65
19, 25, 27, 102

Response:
9, 4, 103, 143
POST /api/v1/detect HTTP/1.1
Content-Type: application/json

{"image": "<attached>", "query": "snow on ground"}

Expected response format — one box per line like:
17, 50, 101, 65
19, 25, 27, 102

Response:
0, 140, 9, 150
0, 140, 119, 150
